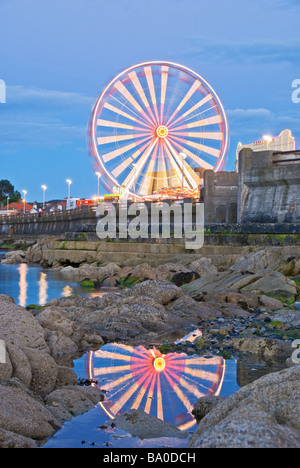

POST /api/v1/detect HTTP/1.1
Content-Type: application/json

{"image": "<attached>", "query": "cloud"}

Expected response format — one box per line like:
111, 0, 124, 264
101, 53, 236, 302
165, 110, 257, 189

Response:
226, 106, 300, 144
0, 85, 93, 150
6, 85, 94, 109
181, 40, 300, 66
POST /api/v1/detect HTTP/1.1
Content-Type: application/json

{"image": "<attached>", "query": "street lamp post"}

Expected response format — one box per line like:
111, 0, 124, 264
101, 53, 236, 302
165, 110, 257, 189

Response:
22, 190, 27, 215
42, 185, 47, 210
66, 179, 72, 199
96, 172, 101, 200
6, 196, 10, 216
179, 152, 187, 198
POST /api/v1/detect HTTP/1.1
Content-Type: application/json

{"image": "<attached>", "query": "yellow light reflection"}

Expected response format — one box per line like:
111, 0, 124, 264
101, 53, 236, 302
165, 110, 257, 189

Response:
38, 272, 48, 306
18, 263, 28, 307
62, 285, 73, 297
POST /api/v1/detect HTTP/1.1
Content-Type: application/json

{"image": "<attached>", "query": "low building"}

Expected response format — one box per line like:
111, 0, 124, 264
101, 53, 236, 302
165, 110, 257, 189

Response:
236, 130, 295, 171
3, 202, 34, 214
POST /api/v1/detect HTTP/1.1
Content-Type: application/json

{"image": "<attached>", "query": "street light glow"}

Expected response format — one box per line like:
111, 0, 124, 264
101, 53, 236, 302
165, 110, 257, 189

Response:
263, 135, 273, 143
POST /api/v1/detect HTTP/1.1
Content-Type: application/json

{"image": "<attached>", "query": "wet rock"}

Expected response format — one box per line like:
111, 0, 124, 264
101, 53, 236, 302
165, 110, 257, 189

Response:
114, 410, 188, 440
192, 396, 228, 424
189, 258, 218, 277
36, 306, 75, 337
272, 310, 300, 329
0, 379, 61, 440
203, 290, 259, 310
225, 337, 293, 359
259, 295, 284, 310
55, 366, 78, 389
45, 385, 104, 417
155, 263, 190, 281
280, 259, 300, 277
23, 348, 58, 396
171, 271, 200, 287
230, 249, 280, 274
5, 344, 32, 387
0, 428, 38, 448
44, 330, 78, 360
243, 271, 297, 297
189, 365, 300, 448
127, 280, 184, 305
1, 251, 27, 265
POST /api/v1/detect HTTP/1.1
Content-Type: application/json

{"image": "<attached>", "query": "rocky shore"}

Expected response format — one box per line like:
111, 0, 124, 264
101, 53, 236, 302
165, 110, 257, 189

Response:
0, 241, 299, 448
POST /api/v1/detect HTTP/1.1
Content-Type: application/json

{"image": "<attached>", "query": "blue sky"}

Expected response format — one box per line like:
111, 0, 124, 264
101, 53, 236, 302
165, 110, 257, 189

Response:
1, 0, 300, 201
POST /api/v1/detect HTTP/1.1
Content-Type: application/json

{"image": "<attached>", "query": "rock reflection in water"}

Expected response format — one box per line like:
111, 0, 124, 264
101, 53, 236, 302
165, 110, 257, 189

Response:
86, 343, 226, 431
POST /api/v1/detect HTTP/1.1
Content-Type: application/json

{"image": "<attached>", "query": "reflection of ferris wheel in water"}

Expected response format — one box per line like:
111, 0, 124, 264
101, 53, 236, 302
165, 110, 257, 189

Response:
86, 343, 226, 431
89, 61, 229, 197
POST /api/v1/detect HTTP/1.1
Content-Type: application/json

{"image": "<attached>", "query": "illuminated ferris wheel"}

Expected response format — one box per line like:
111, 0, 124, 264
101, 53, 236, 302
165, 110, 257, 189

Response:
86, 343, 226, 431
89, 61, 229, 197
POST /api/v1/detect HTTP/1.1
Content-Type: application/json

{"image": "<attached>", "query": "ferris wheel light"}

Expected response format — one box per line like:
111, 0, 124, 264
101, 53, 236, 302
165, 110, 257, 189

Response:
89, 61, 229, 197
153, 357, 166, 372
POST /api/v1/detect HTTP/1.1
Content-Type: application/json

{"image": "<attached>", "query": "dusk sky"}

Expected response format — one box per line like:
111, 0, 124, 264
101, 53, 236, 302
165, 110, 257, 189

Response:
1, 0, 300, 201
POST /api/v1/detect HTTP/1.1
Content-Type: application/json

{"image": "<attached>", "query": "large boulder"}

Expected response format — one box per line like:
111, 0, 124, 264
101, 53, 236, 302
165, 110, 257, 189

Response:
189, 365, 300, 448
0, 379, 61, 440
1, 251, 27, 265
127, 280, 184, 305
230, 249, 280, 274
242, 271, 297, 298
45, 385, 104, 417
114, 410, 188, 440
189, 258, 218, 277
0, 428, 38, 448
225, 337, 293, 360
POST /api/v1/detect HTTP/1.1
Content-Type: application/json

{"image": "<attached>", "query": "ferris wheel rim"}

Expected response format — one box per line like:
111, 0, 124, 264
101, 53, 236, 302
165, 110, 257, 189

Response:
86, 343, 226, 430
90, 61, 229, 195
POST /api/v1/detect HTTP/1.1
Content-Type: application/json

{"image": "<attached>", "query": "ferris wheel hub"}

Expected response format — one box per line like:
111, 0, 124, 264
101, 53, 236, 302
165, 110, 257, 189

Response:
153, 357, 166, 372
156, 125, 168, 139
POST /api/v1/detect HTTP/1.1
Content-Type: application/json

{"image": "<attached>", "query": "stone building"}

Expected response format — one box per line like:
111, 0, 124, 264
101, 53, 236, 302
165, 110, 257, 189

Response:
203, 147, 300, 224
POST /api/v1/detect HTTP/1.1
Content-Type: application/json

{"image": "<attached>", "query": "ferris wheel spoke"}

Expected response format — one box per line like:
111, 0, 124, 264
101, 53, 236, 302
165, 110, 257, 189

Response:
169, 134, 220, 159
131, 370, 155, 411
170, 130, 223, 141
166, 367, 206, 400
97, 118, 150, 133
128, 71, 157, 125
164, 370, 194, 413
103, 102, 151, 129
144, 372, 157, 414
114, 80, 154, 126
138, 144, 159, 195
168, 93, 214, 128
110, 371, 151, 415
144, 66, 160, 124
101, 136, 152, 163
111, 140, 153, 178
98, 132, 151, 146
165, 139, 199, 190
171, 114, 223, 132
122, 137, 159, 192
166, 79, 201, 127
160, 66, 169, 124
167, 137, 214, 170
164, 145, 184, 187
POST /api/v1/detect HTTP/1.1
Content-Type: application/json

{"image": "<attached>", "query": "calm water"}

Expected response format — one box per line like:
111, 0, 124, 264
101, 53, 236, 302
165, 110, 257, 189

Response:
0, 256, 114, 306
0, 257, 285, 448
